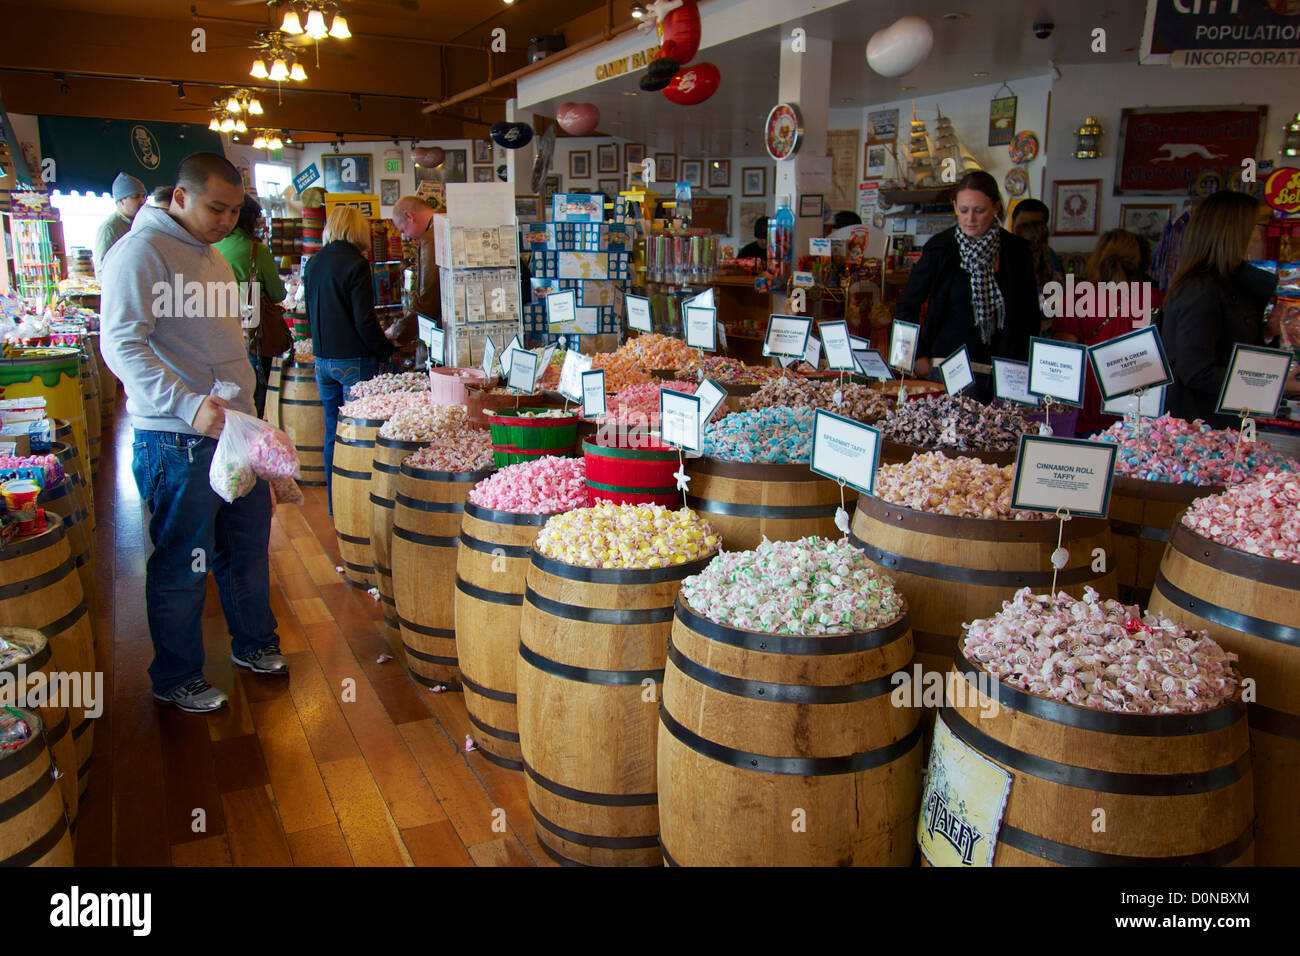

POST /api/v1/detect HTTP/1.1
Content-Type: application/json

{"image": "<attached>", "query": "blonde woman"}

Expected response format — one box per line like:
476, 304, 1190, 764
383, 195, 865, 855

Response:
1162, 191, 1278, 427
303, 205, 394, 512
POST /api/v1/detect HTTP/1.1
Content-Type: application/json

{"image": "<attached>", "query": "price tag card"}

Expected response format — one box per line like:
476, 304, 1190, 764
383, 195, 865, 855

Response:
418, 314, 445, 367
581, 370, 607, 418
695, 378, 728, 422
853, 349, 894, 381
480, 335, 498, 379
1087, 326, 1173, 401
804, 335, 823, 369
685, 305, 717, 352
1028, 337, 1087, 407
992, 358, 1040, 407
537, 345, 557, 383
499, 334, 523, 377
625, 293, 653, 333
1103, 384, 1166, 418
849, 334, 870, 351
939, 346, 974, 395
809, 237, 832, 257
763, 314, 813, 358
888, 320, 920, 374
687, 288, 715, 310
506, 349, 538, 394
557, 349, 593, 403
546, 290, 578, 330
811, 410, 883, 496
1012, 436, 1118, 519
792, 271, 816, 288
819, 320, 855, 371
1217, 343, 1293, 418
659, 389, 703, 453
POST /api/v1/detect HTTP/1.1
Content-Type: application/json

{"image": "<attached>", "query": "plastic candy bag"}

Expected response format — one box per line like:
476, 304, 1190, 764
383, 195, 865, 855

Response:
209, 408, 301, 503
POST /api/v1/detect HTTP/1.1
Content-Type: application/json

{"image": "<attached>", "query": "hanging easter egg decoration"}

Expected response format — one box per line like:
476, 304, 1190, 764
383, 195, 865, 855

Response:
556, 102, 601, 136
865, 15, 934, 78
489, 121, 534, 150
656, 0, 701, 65
640, 56, 680, 92
663, 62, 721, 107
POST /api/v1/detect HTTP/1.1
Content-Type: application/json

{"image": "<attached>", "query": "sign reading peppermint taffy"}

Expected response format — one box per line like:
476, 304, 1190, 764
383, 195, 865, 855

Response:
557, 349, 592, 403
1028, 337, 1087, 407
480, 335, 498, 379
581, 369, 607, 418
1012, 435, 1118, 519
917, 713, 1011, 868
854, 349, 893, 380
1103, 383, 1166, 418
506, 348, 539, 394
819, 320, 855, 371
546, 289, 578, 330
1217, 343, 1293, 417
939, 346, 974, 396
694, 378, 728, 423
1086, 326, 1173, 401
684, 305, 717, 351
659, 389, 703, 453
888, 320, 920, 374
625, 293, 653, 333
763, 314, 813, 358
810, 409, 883, 496
992, 358, 1040, 407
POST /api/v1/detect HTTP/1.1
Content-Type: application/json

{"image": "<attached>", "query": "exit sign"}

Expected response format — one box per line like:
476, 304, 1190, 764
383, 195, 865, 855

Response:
385, 159, 400, 172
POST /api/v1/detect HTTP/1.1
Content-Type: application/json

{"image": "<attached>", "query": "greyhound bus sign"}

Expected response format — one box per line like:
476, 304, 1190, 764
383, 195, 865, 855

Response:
1114, 105, 1267, 195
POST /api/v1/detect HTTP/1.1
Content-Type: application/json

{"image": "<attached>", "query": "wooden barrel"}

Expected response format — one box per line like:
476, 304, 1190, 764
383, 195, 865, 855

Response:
331, 415, 384, 589
0, 709, 74, 866
0, 628, 78, 825
455, 502, 556, 770
0, 350, 89, 502
583, 439, 679, 507
882, 440, 1017, 466
392, 461, 494, 688
685, 459, 856, 551
77, 345, 102, 475
0, 523, 95, 795
1111, 476, 1215, 606
1150, 521, 1300, 865
658, 598, 922, 866
86, 332, 116, 419
264, 355, 283, 427
938, 647, 1253, 866
51, 423, 92, 530
369, 436, 429, 630
280, 359, 325, 486
517, 548, 716, 866
39, 448, 95, 638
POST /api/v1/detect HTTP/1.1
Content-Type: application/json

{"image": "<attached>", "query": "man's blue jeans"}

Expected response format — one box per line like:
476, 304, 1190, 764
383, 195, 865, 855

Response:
315, 356, 380, 512
132, 429, 278, 696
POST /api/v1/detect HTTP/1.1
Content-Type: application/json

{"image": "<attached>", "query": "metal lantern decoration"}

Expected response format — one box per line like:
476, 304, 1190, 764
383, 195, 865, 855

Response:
1074, 117, 1102, 159
1282, 111, 1300, 158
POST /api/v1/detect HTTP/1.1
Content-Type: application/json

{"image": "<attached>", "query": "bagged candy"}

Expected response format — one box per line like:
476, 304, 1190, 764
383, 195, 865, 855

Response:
209, 408, 301, 503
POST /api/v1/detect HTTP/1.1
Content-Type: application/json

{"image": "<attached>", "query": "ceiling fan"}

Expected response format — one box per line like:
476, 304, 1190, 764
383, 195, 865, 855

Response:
223, 0, 421, 13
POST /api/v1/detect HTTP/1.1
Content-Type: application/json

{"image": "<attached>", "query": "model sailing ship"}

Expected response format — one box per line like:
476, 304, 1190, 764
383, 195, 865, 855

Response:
881, 106, 982, 206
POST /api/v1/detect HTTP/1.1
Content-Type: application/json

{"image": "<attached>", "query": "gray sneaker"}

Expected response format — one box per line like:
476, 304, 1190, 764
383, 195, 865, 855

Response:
232, 643, 289, 675
153, 678, 229, 713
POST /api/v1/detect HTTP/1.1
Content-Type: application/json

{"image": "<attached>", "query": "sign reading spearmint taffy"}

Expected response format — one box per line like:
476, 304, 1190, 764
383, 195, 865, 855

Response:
1012, 435, 1118, 519
1217, 343, 1293, 417
1086, 326, 1172, 401
810, 410, 882, 496
917, 713, 1012, 867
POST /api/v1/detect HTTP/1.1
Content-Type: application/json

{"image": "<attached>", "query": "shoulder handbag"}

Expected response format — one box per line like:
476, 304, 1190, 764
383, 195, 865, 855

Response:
252, 241, 291, 357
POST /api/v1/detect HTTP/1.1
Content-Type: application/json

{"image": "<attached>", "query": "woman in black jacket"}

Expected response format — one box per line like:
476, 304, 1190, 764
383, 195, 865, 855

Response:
895, 171, 1042, 396
304, 205, 395, 511
1162, 190, 1279, 428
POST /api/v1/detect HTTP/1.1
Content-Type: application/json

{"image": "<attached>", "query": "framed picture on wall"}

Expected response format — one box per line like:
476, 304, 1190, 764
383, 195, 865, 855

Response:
680, 160, 703, 188
1114, 106, 1266, 195
514, 195, 542, 222
1120, 203, 1174, 243
597, 142, 618, 173
1052, 179, 1102, 236
323, 154, 373, 193
707, 160, 731, 188
654, 153, 677, 182
473, 165, 495, 183
414, 149, 467, 184
598, 178, 621, 201
739, 200, 766, 241
625, 142, 645, 169
379, 179, 400, 205
742, 166, 767, 197
473, 139, 493, 164
570, 151, 591, 179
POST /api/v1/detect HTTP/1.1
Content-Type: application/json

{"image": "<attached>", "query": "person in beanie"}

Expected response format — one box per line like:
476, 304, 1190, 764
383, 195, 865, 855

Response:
93, 171, 147, 276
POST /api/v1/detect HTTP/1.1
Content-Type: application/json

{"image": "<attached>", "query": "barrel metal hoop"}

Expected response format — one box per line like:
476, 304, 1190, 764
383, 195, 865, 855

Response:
459, 672, 517, 704
0, 555, 77, 602
368, 493, 395, 509
0, 815, 68, 867
0, 642, 52, 677
1154, 571, 1300, 648
407, 668, 461, 690
530, 550, 713, 585
529, 806, 660, 850
518, 640, 663, 686
658, 706, 922, 777
0, 762, 57, 818
912, 629, 955, 658
372, 461, 400, 476
464, 709, 521, 744
940, 706, 1252, 795
475, 748, 524, 772
38, 602, 88, 641
0, 727, 47, 780
1247, 702, 1300, 741
456, 575, 523, 607
372, 563, 391, 577
44, 710, 70, 746
331, 465, 371, 480
1169, 523, 1300, 590
667, 638, 902, 704
525, 586, 672, 626
998, 821, 1254, 868
523, 760, 657, 807
535, 840, 590, 867
335, 531, 370, 546
0, 522, 65, 558
278, 398, 321, 406
396, 617, 454, 640
464, 502, 555, 527
459, 532, 532, 560
659, 840, 680, 867
674, 599, 910, 655
395, 493, 467, 515
392, 526, 459, 549
850, 534, 1105, 588
684, 495, 840, 520
1110, 520, 1170, 542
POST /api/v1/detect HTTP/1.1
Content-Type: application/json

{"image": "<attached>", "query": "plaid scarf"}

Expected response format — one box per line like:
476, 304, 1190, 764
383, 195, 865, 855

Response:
955, 226, 1006, 346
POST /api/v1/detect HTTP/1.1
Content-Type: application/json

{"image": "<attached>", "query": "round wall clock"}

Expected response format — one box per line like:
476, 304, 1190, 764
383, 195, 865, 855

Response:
765, 103, 803, 161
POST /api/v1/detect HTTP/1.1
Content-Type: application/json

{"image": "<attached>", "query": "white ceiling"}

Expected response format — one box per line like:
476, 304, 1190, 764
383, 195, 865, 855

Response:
531, 0, 1150, 157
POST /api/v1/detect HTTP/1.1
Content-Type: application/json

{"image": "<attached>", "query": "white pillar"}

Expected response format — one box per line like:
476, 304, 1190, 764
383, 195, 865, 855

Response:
775, 29, 832, 269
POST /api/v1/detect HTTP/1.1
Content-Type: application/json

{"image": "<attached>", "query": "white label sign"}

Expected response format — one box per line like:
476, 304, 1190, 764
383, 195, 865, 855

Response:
1087, 326, 1173, 401
626, 293, 653, 333
889, 320, 920, 374
918, 713, 1012, 868
499, 334, 523, 377
507, 349, 538, 393
695, 378, 727, 423
811, 410, 883, 496
940, 347, 974, 396
687, 288, 715, 310
418, 315, 444, 367
480, 335, 498, 379
853, 349, 894, 380
992, 358, 1040, 407
1028, 337, 1087, 407
820, 321, 855, 372
685, 305, 717, 352
546, 290, 578, 330
557, 349, 593, 403
1217, 344, 1293, 418
809, 237, 832, 256
581, 370, 607, 418
1103, 384, 1166, 418
763, 314, 813, 359
1012, 436, 1118, 519
804, 335, 823, 369
659, 389, 703, 453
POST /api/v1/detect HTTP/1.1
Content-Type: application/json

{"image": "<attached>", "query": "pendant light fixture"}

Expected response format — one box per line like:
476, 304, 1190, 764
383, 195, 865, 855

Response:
329, 14, 350, 38
280, 7, 303, 34
304, 7, 328, 39
250, 57, 268, 79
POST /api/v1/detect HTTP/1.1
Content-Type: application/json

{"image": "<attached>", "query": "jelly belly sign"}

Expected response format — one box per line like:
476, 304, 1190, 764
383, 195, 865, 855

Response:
1265, 167, 1300, 214
1115, 106, 1265, 195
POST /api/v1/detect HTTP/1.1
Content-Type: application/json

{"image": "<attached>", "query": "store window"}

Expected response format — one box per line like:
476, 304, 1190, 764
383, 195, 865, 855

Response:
255, 162, 294, 216
49, 191, 115, 255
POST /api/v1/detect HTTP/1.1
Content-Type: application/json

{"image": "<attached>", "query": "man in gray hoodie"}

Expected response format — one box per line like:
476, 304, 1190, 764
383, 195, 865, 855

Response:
101, 152, 288, 714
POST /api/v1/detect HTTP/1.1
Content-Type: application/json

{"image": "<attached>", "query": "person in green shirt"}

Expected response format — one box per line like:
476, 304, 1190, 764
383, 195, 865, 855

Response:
214, 195, 288, 417
93, 172, 147, 277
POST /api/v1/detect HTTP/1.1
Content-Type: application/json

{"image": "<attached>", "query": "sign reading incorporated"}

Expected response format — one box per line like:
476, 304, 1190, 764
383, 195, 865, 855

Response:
1141, 0, 1300, 68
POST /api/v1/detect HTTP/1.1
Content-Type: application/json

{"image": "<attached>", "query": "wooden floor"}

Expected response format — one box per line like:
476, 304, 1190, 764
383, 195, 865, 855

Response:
74, 402, 549, 867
